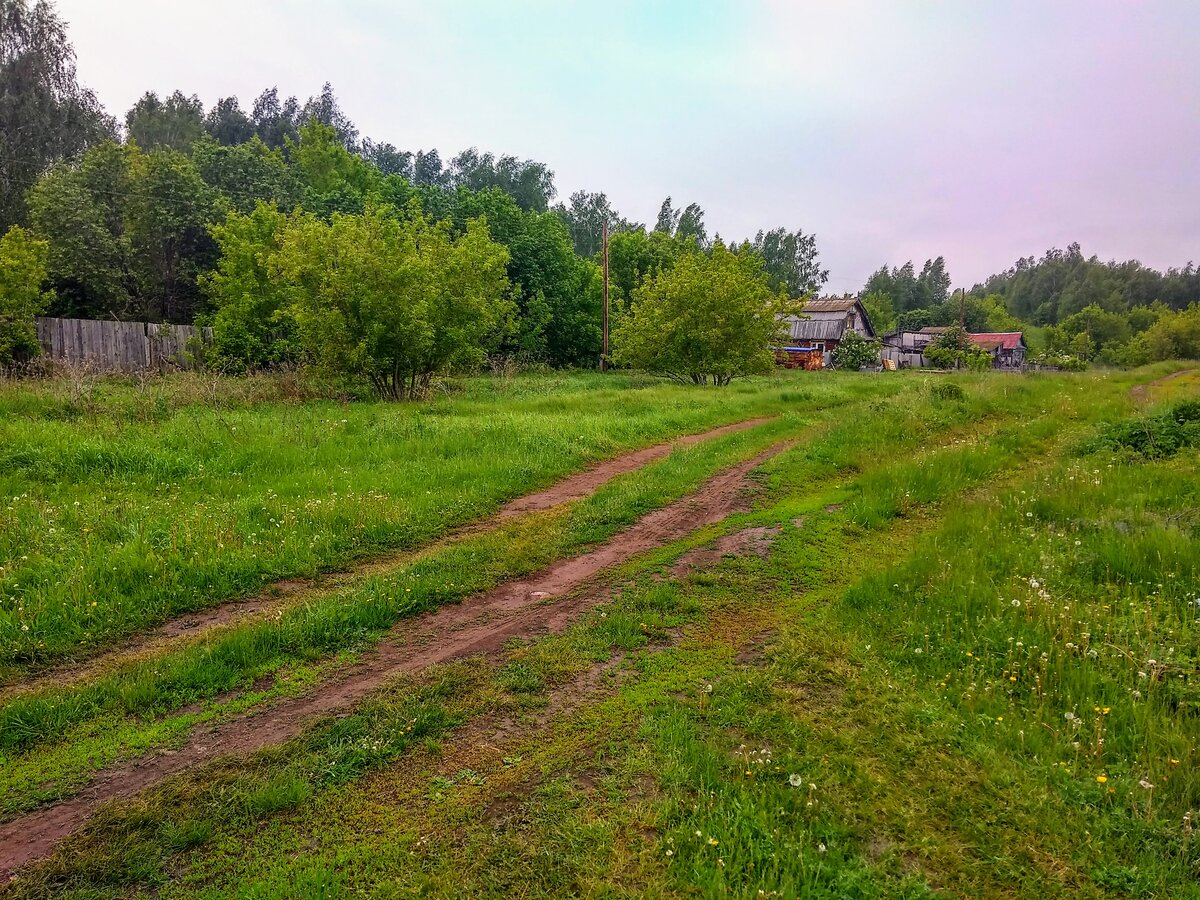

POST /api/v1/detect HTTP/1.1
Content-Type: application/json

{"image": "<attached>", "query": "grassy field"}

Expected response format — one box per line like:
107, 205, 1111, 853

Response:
0, 365, 1197, 897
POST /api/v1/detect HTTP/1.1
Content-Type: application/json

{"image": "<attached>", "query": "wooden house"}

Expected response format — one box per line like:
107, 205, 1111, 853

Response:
967, 332, 1027, 368
881, 328, 1027, 369
776, 296, 876, 368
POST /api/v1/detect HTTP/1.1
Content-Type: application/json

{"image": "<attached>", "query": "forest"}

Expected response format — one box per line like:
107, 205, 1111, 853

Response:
2, 0, 1199, 382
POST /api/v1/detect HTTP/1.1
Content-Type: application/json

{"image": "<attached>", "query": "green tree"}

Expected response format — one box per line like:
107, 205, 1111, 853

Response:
204, 96, 254, 146
607, 227, 690, 310
0, 224, 50, 366
751, 227, 829, 297
191, 136, 304, 214
125, 90, 205, 152
29, 140, 217, 322
275, 204, 511, 398
830, 330, 880, 370
361, 140, 413, 179
675, 202, 707, 248
0, 0, 114, 227
27, 140, 132, 318
288, 120, 380, 216
925, 325, 992, 370
860, 290, 896, 335
613, 242, 790, 385
250, 87, 300, 150
554, 190, 638, 259
449, 188, 599, 364
449, 148, 556, 213
654, 197, 679, 235
299, 82, 358, 150
202, 202, 298, 371
125, 147, 219, 321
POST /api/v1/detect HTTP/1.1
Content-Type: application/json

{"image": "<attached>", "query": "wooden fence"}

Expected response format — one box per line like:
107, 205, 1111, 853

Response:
36, 317, 212, 373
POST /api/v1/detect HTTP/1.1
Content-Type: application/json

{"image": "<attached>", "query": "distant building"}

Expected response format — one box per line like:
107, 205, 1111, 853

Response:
776, 296, 875, 368
881, 328, 1027, 369
967, 332, 1027, 368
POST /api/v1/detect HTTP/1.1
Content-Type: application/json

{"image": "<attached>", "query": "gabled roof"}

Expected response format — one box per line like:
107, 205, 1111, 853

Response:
780, 295, 876, 340
967, 332, 1025, 350
801, 297, 859, 314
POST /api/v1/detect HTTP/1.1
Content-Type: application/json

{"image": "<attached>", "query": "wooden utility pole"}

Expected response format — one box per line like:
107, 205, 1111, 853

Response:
601, 218, 610, 372
958, 288, 966, 369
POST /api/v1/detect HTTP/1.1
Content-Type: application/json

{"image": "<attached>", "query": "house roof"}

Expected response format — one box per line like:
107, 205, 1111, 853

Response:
967, 332, 1025, 350
919, 326, 951, 334
801, 297, 859, 314
781, 315, 854, 341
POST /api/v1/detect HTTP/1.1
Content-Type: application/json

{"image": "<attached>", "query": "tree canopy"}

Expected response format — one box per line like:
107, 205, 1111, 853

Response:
0, 0, 114, 228
612, 242, 791, 385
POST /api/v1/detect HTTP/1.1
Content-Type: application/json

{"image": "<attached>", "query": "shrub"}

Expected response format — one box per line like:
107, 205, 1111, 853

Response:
612, 242, 792, 386
930, 381, 965, 402
0, 226, 52, 369
831, 331, 880, 370
1085, 400, 1200, 458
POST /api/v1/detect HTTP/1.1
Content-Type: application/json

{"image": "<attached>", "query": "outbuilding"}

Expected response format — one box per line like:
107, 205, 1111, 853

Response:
776, 296, 875, 368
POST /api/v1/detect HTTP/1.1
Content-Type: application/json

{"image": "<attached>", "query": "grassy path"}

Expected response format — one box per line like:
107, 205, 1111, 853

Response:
0, 441, 793, 879
0, 416, 775, 704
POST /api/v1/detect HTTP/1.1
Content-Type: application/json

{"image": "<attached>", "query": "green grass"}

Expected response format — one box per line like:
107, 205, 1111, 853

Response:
3, 365, 1195, 898
0, 369, 899, 671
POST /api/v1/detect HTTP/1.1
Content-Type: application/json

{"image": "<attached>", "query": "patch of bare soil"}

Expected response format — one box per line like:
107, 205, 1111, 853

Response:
669, 526, 781, 578
0, 417, 775, 703
734, 628, 778, 665
0, 441, 790, 883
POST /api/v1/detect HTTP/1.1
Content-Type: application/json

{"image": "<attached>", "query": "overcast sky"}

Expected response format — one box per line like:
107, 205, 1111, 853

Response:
55, 0, 1200, 293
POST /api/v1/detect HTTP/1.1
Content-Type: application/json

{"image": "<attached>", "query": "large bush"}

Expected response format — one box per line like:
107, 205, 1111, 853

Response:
831, 331, 880, 370
0, 225, 51, 368
276, 204, 512, 398
612, 243, 791, 385
202, 202, 298, 372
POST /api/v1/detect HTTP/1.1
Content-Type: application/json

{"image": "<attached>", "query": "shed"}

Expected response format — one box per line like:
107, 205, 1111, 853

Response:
777, 296, 875, 367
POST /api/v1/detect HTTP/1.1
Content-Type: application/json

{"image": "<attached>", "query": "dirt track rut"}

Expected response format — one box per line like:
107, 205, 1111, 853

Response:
0, 439, 789, 882
0, 417, 773, 703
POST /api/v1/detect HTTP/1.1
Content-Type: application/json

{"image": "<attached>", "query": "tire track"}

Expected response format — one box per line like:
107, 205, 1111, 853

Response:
0, 417, 774, 703
0, 440, 789, 882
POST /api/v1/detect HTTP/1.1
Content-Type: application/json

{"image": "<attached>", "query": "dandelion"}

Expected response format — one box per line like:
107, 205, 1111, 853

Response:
789, 774, 803, 787
1096, 774, 1108, 784
707, 837, 719, 846
1011, 599, 1021, 608
695, 830, 702, 838
1139, 779, 1154, 790
818, 842, 827, 853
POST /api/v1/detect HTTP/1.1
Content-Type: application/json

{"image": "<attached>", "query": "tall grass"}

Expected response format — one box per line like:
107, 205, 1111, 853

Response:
0, 370, 895, 668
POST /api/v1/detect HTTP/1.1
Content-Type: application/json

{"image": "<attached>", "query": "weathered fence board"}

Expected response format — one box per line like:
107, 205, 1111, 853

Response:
35, 317, 212, 373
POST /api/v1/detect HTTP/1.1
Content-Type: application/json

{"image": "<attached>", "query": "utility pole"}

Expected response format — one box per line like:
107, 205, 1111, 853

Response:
958, 287, 966, 370
601, 217, 610, 372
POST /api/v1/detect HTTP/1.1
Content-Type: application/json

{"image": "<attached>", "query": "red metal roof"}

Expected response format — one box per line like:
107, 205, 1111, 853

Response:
967, 332, 1024, 350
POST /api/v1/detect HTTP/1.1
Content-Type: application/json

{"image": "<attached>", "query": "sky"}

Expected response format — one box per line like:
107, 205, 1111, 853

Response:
54, 0, 1200, 293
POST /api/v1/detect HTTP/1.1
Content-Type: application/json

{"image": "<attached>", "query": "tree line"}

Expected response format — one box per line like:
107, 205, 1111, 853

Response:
0, 0, 829, 385
859, 245, 1200, 364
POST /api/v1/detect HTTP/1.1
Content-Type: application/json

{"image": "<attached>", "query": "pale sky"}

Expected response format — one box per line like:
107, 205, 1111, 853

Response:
55, 0, 1200, 293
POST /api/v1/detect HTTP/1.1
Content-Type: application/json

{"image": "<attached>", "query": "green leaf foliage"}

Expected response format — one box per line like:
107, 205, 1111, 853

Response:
830, 331, 880, 370
612, 242, 791, 385
0, 224, 51, 366
270, 203, 513, 397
